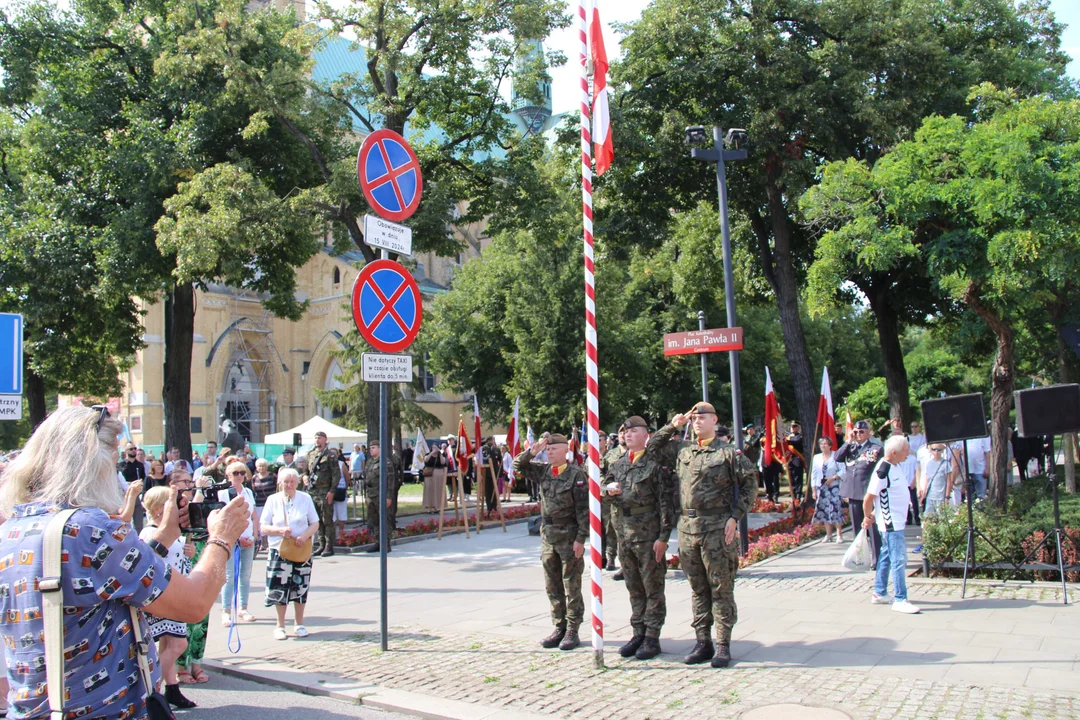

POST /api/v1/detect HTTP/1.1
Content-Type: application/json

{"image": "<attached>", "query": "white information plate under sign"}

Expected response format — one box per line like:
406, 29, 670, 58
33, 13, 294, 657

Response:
362, 353, 413, 383
364, 215, 413, 257
0, 395, 22, 421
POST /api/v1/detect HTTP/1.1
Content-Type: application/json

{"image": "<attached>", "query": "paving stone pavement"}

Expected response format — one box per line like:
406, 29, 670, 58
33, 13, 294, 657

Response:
208, 522, 1080, 720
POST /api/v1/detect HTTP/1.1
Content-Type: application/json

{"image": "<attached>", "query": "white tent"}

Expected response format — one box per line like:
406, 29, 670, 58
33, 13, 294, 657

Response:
264, 416, 367, 447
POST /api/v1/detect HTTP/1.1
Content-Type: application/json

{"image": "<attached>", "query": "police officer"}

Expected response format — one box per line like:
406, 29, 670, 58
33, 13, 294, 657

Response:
363, 441, 401, 552
604, 416, 673, 660
601, 425, 626, 577
655, 402, 757, 668
514, 434, 589, 651
305, 431, 341, 557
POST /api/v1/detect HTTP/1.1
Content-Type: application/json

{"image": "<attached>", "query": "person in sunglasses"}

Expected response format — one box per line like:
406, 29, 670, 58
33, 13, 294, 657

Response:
217, 462, 260, 626
836, 420, 884, 569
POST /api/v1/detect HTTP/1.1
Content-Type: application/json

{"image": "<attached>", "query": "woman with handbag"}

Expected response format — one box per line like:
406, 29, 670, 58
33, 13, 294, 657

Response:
0, 405, 250, 720
259, 468, 320, 640
422, 444, 445, 512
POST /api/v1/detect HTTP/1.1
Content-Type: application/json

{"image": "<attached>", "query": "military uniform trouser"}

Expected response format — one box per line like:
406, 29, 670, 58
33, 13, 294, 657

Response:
541, 540, 584, 629
317, 497, 336, 549
789, 466, 805, 500
602, 505, 619, 563
679, 527, 739, 644
619, 537, 667, 638
366, 496, 384, 543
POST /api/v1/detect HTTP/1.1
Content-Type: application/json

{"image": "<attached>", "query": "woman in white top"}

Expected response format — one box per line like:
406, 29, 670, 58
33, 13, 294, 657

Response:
917, 443, 953, 516
219, 461, 260, 626
809, 437, 845, 543
260, 468, 320, 640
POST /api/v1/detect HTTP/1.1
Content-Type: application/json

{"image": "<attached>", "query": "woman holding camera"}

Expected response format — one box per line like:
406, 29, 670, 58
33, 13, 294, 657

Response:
422, 443, 446, 512
260, 468, 319, 640
219, 462, 260, 627
0, 405, 250, 720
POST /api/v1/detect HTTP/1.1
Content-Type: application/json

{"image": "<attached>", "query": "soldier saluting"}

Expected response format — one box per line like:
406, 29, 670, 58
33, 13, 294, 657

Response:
514, 433, 589, 651
654, 402, 758, 668
604, 416, 673, 660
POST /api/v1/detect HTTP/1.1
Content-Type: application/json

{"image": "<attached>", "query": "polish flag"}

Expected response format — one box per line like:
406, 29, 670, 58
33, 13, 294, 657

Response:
764, 367, 785, 465
590, 3, 613, 175
456, 417, 472, 469
506, 396, 521, 457
816, 367, 838, 447
473, 395, 483, 468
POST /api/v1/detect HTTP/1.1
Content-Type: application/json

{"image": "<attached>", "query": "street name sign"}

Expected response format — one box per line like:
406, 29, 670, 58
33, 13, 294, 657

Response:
0, 313, 23, 421
364, 215, 413, 256
663, 326, 744, 356
362, 353, 413, 383
356, 129, 423, 223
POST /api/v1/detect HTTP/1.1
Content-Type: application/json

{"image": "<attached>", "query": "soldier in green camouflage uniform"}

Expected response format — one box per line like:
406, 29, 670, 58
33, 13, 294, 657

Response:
654, 402, 758, 668
604, 415, 673, 660
305, 431, 341, 557
363, 441, 402, 552
514, 433, 589, 651
600, 428, 625, 573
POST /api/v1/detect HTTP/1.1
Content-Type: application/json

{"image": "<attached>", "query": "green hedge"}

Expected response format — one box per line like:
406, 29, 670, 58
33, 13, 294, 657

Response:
922, 475, 1080, 580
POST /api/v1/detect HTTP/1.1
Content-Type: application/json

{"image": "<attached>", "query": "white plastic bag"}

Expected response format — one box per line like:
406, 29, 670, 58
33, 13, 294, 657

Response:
842, 528, 872, 571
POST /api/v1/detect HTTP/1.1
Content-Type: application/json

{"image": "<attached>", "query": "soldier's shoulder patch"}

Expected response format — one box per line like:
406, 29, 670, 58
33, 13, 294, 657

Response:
574, 478, 586, 487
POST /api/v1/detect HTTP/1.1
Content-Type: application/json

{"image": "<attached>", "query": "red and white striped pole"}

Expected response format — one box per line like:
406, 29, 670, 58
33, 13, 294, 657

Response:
579, 0, 604, 669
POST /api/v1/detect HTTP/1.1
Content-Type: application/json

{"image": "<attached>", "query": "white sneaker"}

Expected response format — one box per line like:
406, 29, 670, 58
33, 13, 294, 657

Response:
892, 600, 921, 614
870, 594, 892, 605
834, 535, 844, 544
294, 625, 309, 638
273, 626, 287, 640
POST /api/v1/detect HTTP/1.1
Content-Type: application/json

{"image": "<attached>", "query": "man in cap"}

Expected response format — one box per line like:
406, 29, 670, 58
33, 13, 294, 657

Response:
654, 401, 758, 668
785, 422, 806, 502
305, 431, 341, 556
363, 441, 402, 552
604, 415, 674, 660
514, 433, 589, 651
836, 419, 884, 567
280, 447, 297, 469
601, 424, 628, 577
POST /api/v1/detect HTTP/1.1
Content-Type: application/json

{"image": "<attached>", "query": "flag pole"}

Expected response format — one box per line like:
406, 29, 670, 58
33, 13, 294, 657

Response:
580, 0, 604, 670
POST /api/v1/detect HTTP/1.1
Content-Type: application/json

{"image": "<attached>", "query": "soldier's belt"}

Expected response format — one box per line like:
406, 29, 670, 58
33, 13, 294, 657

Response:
625, 504, 656, 517
542, 515, 576, 525
682, 507, 723, 518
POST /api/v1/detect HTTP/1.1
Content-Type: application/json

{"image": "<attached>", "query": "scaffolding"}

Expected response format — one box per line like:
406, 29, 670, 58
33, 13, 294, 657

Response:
218, 289, 284, 443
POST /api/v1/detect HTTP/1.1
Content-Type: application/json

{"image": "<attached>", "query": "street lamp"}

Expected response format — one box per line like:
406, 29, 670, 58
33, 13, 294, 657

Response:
688, 125, 748, 551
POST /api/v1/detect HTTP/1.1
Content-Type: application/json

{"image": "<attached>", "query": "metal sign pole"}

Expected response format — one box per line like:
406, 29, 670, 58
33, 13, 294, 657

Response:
698, 310, 708, 402
379, 248, 390, 652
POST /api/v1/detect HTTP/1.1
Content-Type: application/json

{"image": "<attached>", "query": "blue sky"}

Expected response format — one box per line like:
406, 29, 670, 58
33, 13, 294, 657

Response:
548, 0, 1080, 114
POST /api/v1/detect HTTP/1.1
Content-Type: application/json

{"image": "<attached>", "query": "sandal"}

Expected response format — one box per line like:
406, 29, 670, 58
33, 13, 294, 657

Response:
178, 671, 196, 685
238, 610, 256, 623
294, 625, 309, 638
221, 612, 233, 628
273, 626, 287, 640
192, 667, 210, 684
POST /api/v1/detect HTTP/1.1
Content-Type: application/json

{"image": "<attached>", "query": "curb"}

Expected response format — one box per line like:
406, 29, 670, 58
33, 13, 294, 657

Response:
203, 658, 557, 720
331, 515, 536, 554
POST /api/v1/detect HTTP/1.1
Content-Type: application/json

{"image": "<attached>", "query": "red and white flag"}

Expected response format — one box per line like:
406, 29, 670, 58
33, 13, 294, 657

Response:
506, 396, 521, 457
816, 367, 838, 447
456, 417, 472, 469
764, 367, 785, 465
473, 395, 484, 468
589, 4, 613, 175
845, 409, 854, 444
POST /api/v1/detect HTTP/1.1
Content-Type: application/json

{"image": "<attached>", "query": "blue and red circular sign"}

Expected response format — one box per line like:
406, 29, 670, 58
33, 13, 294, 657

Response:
356, 130, 423, 223
351, 260, 423, 353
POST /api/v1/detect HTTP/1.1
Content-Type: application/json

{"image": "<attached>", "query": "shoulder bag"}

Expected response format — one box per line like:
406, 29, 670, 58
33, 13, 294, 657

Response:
276, 497, 313, 562
43, 510, 176, 720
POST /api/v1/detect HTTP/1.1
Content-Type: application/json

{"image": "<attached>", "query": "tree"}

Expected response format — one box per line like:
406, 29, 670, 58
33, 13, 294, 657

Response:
809, 89, 1080, 507
605, 0, 1071, 432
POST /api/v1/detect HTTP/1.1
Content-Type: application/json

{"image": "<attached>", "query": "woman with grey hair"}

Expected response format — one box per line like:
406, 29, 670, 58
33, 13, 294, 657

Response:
0, 405, 250, 718
259, 468, 320, 639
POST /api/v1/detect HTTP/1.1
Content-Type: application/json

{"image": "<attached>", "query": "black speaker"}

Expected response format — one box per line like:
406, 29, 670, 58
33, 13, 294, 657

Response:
921, 393, 986, 444
293, 432, 302, 447
1015, 384, 1080, 438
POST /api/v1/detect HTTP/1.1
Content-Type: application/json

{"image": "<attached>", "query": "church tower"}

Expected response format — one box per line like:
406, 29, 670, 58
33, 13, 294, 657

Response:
511, 39, 553, 136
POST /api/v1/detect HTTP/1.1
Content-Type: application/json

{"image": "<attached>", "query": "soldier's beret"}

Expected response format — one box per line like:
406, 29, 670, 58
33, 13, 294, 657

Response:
743, 424, 754, 432
314, 431, 328, 438
691, 402, 717, 416
618, 423, 627, 432
283, 447, 295, 454
624, 415, 648, 430
547, 433, 569, 445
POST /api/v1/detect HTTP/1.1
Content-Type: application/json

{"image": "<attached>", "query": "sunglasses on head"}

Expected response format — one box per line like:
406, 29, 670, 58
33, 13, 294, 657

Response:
91, 405, 110, 430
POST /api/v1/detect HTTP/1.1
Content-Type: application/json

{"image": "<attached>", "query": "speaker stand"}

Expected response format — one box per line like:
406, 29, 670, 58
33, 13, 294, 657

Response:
1004, 437, 1080, 605
949, 443, 1019, 598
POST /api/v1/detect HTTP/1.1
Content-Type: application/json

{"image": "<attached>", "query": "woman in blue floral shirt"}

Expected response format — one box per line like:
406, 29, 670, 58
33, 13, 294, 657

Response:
0, 406, 250, 720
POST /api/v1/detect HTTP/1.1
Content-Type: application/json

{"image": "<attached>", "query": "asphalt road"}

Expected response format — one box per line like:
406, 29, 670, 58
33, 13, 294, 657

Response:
172, 672, 410, 720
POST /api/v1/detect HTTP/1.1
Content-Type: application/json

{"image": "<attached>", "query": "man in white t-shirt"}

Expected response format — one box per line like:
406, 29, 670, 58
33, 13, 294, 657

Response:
963, 434, 992, 501
907, 421, 926, 457
863, 434, 920, 614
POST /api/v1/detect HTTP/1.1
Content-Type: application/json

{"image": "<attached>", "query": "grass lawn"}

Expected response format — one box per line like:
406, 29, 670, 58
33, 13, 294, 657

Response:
345, 481, 430, 520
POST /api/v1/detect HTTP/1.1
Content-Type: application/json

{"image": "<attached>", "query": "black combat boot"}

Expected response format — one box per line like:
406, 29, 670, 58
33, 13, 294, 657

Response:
605, 558, 616, 571
683, 637, 714, 665
366, 543, 380, 553
540, 626, 566, 649
612, 569, 624, 581
618, 634, 645, 658
321, 546, 335, 557
558, 627, 580, 651
635, 637, 661, 660
711, 643, 732, 668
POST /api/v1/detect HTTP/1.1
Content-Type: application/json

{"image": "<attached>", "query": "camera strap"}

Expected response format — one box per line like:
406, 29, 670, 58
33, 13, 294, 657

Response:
226, 541, 243, 654
43, 508, 79, 720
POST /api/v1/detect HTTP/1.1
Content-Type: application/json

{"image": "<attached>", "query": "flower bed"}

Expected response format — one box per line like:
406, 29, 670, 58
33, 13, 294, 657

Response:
751, 498, 792, 513
339, 503, 542, 547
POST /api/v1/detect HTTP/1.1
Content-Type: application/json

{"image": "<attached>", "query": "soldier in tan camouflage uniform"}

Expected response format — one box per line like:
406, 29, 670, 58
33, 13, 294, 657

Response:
654, 402, 758, 668
363, 441, 401, 552
514, 433, 589, 651
305, 431, 342, 557
604, 415, 673, 660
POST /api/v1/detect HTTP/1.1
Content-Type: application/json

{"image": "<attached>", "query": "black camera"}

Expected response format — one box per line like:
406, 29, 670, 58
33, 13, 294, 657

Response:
187, 501, 226, 532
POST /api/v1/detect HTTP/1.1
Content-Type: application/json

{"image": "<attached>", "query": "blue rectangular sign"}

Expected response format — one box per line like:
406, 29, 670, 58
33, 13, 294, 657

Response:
0, 313, 23, 396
